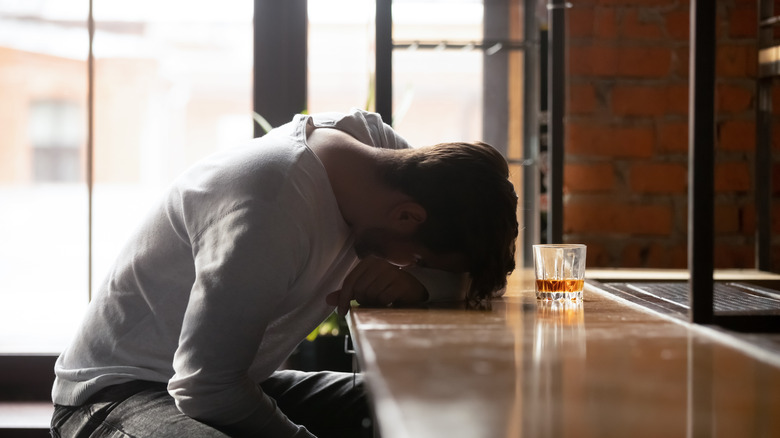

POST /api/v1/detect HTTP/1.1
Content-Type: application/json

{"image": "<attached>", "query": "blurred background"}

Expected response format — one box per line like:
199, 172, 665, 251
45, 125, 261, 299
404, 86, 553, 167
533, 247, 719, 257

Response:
0, 0, 777, 355
0, 0, 490, 352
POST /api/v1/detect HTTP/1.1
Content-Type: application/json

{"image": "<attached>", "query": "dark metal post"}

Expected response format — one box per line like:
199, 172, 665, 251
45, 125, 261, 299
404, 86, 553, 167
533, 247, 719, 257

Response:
253, 0, 308, 136
547, 0, 566, 244
688, 0, 716, 324
522, 0, 540, 265
375, 0, 393, 124
483, 0, 510, 157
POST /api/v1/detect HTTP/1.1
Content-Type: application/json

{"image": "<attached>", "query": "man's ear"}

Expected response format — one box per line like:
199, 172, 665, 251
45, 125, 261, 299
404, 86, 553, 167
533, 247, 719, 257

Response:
391, 201, 427, 233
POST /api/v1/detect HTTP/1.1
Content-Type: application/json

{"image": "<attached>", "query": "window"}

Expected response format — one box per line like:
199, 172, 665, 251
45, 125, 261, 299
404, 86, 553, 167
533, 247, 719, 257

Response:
29, 100, 83, 182
0, 0, 252, 353
90, 0, 253, 288
2, 0, 531, 353
307, 0, 485, 146
0, 0, 89, 352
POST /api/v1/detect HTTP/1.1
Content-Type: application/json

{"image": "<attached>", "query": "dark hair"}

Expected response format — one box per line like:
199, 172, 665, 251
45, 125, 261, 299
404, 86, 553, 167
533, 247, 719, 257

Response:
378, 141, 518, 300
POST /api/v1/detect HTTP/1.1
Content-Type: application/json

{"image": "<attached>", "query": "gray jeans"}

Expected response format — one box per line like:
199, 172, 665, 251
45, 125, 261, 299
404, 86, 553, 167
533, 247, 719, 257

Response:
51, 370, 372, 438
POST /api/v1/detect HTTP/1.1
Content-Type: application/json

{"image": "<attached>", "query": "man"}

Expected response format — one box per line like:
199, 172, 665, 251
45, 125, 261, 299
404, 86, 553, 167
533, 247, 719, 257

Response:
51, 109, 518, 437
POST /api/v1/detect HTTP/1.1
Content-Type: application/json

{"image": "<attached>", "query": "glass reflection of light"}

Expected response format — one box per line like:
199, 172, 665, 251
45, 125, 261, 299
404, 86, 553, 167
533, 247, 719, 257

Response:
533, 299, 586, 361
526, 299, 586, 438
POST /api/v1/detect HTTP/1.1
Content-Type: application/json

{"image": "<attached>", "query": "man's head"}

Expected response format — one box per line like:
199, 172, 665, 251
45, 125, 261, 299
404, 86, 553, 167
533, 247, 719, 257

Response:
373, 141, 519, 300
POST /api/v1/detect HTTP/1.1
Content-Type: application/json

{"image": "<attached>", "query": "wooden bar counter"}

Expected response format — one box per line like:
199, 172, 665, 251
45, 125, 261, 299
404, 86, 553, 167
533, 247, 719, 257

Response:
347, 270, 780, 438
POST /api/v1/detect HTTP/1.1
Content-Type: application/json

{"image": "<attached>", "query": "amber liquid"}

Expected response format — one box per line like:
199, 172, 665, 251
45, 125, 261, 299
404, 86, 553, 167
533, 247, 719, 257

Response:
535, 279, 584, 301
536, 279, 584, 293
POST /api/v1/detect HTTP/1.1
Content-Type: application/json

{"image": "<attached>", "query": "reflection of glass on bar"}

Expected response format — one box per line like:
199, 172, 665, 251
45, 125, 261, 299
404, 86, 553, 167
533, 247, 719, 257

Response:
527, 299, 586, 437
533, 244, 587, 301
535, 299, 585, 326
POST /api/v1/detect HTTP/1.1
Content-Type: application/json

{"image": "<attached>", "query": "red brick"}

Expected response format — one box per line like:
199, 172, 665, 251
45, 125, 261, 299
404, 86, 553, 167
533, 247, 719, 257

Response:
620, 243, 646, 267
665, 84, 689, 114
774, 204, 780, 234
664, 9, 689, 41
775, 121, 780, 151
715, 162, 751, 192
674, 47, 690, 77
774, 247, 780, 273
569, 44, 673, 78
569, 7, 595, 38
567, 122, 655, 158
579, 241, 610, 267
618, 46, 673, 77
739, 204, 780, 235
714, 244, 754, 269
658, 122, 688, 153
629, 205, 675, 236
715, 204, 741, 234
612, 85, 666, 116
716, 84, 753, 113
775, 164, 780, 195
742, 205, 755, 234
564, 162, 615, 192
621, 242, 687, 268
568, 83, 598, 114
596, 0, 678, 6
629, 162, 687, 193
564, 201, 673, 235
717, 45, 757, 77
569, 44, 619, 76
621, 9, 663, 40
668, 244, 688, 269
728, 6, 757, 39
595, 7, 618, 39
774, 86, 780, 111
718, 120, 755, 151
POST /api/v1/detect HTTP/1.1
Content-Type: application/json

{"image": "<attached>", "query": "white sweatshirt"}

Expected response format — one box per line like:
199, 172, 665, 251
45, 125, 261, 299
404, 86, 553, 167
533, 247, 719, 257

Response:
52, 109, 467, 435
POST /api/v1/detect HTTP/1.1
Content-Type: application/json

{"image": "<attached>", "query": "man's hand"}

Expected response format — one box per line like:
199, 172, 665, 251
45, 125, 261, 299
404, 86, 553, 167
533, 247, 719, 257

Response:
326, 256, 429, 316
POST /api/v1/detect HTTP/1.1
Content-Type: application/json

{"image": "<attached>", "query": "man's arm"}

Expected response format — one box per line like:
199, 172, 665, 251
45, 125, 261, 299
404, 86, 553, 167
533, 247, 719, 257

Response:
168, 202, 313, 436
401, 265, 471, 302
327, 256, 469, 315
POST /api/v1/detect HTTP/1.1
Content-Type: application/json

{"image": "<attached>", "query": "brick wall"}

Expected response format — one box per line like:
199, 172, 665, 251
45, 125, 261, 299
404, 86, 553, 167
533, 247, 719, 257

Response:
562, 0, 780, 271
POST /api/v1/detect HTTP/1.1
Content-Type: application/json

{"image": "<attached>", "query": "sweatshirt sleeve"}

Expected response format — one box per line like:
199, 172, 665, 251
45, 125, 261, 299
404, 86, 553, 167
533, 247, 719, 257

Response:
167, 202, 312, 436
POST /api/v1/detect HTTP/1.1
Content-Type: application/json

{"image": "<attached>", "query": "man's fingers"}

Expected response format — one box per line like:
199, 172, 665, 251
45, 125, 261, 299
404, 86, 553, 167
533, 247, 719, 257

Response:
371, 284, 398, 307
337, 289, 351, 316
325, 291, 350, 317
337, 257, 385, 314
352, 265, 398, 304
336, 264, 364, 315
331, 256, 427, 314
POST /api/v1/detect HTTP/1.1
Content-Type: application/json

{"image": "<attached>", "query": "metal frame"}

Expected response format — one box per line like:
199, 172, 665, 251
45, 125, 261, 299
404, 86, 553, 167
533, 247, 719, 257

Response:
522, 0, 541, 265
374, 0, 541, 263
253, 0, 308, 136
393, 40, 527, 51
546, 0, 567, 244
483, 0, 511, 157
688, 0, 716, 325
688, 0, 780, 332
375, 0, 393, 124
